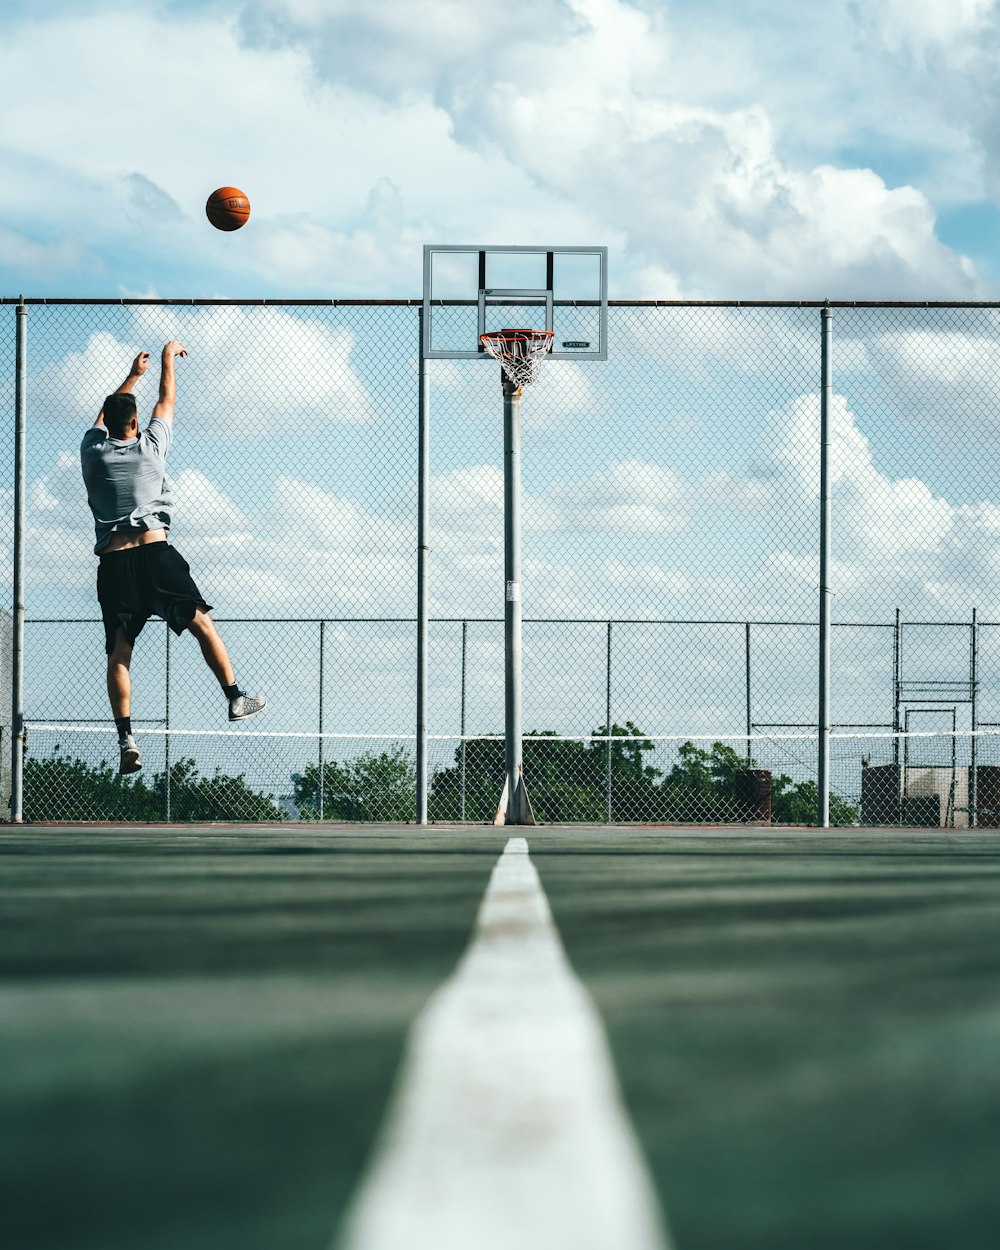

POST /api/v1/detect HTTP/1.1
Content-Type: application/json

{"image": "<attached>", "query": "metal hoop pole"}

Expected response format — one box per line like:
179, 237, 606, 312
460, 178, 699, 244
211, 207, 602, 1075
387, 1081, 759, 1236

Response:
505, 382, 523, 815
497, 378, 533, 825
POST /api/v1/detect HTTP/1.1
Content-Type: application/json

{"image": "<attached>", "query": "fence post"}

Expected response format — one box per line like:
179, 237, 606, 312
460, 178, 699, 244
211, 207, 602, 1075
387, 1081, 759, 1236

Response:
460, 620, 467, 821
893, 608, 901, 777
416, 310, 430, 824
319, 619, 325, 822
818, 302, 833, 828
605, 621, 612, 824
10, 299, 27, 824
971, 607, 978, 827
745, 621, 752, 765
164, 626, 171, 821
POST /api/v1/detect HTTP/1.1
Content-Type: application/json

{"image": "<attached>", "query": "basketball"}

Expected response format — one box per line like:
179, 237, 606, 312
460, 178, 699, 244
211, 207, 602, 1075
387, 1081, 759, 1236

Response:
205, 186, 251, 232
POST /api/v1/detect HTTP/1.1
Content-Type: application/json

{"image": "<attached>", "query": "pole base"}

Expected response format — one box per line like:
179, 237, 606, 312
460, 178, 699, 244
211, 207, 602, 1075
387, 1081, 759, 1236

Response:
493, 772, 536, 826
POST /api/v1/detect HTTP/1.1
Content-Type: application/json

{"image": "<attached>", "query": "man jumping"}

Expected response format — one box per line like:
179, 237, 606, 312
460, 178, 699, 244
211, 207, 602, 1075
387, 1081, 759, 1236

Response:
81, 341, 265, 774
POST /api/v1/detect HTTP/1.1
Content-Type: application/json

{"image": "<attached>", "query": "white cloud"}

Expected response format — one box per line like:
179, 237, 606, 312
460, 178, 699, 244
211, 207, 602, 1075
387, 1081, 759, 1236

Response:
859, 322, 1000, 441
426, 356, 599, 425
171, 469, 249, 538
551, 459, 689, 534
28, 309, 376, 425
0, 226, 101, 280
0, 1, 985, 299
866, 0, 995, 61
243, 0, 980, 297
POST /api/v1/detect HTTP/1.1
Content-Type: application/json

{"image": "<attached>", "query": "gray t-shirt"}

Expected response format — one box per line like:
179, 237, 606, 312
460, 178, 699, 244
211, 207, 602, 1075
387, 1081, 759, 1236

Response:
80, 417, 175, 554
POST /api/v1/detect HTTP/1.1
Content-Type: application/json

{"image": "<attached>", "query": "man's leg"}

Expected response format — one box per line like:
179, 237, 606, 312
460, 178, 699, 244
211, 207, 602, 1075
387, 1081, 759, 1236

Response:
107, 627, 133, 717
187, 608, 267, 720
188, 607, 235, 686
107, 628, 141, 774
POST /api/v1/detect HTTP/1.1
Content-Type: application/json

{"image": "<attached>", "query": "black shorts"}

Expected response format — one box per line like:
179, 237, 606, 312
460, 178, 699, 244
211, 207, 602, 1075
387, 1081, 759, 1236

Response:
97, 544, 213, 653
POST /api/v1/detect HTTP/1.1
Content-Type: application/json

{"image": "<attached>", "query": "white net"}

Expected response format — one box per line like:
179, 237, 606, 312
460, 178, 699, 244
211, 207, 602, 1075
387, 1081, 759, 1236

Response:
479, 329, 554, 389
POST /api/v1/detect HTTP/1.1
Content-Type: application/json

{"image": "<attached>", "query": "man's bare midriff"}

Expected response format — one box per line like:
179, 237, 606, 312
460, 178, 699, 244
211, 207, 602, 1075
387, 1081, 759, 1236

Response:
102, 529, 168, 554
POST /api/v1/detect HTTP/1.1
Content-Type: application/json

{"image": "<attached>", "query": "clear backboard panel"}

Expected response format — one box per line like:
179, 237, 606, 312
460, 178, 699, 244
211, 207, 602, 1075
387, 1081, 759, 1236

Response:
422, 245, 608, 360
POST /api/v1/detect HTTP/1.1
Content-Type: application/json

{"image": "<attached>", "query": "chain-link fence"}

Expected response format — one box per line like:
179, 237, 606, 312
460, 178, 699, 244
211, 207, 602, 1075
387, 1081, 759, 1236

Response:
5, 297, 1000, 825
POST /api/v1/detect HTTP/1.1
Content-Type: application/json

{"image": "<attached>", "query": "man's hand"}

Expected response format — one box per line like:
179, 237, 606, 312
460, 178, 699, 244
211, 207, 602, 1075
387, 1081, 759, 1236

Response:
129, 351, 151, 379
162, 340, 188, 361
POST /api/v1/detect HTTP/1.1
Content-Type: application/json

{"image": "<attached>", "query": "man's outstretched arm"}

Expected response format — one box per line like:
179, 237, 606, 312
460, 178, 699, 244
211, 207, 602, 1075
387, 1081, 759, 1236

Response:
93, 351, 150, 428
151, 340, 188, 425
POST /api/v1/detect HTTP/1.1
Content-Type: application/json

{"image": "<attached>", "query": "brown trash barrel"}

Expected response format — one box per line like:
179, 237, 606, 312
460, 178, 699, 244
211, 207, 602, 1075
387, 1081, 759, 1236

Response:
861, 764, 900, 825
976, 765, 1000, 827
735, 769, 772, 823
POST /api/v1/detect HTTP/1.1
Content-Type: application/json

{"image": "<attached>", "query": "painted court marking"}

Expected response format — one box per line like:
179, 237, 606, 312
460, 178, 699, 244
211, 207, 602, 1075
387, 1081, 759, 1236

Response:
334, 836, 673, 1250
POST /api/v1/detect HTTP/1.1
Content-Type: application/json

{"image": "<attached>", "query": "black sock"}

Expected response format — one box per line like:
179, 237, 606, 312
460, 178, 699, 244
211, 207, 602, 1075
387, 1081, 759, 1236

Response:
115, 716, 132, 741
223, 682, 242, 701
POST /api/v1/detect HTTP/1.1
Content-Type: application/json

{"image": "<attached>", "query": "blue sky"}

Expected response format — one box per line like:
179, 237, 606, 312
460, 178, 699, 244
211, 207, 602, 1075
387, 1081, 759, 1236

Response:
7, 0, 1000, 774
2, 0, 999, 298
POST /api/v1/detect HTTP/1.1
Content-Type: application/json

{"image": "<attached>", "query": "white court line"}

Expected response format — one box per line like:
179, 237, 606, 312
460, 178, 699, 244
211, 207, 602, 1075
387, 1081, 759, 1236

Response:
333, 836, 673, 1250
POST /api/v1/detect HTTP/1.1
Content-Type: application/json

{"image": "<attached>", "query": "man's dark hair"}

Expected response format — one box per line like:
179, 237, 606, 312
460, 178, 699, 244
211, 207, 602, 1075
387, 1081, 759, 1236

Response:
103, 393, 138, 438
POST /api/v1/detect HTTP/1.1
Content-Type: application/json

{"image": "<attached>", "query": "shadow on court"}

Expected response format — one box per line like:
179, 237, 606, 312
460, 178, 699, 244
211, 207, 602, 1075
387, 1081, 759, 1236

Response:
534, 827, 1000, 1250
2, 824, 1000, 1249
0, 825, 504, 1250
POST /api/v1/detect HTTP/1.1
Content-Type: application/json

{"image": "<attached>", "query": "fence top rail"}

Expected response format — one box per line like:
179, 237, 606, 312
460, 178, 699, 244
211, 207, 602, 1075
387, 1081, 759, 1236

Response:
7, 296, 1000, 309
27, 615, 991, 627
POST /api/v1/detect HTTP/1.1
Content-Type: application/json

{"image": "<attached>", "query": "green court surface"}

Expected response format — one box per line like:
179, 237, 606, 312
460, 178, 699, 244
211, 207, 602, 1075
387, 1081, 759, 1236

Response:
2, 825, 999, 1250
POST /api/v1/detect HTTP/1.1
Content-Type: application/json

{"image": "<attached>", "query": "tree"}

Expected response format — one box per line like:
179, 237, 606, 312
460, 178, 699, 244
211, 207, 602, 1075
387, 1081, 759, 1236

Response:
153, 757, 283, 822
24, 748, 161, 821
654, 740, 860, 825
771, 775, 858, 826
23, 747, 282, 822
294, 746, 416, 821
430, 732, 608, 822
655, 740, 745, 821
429, 723, 662, 823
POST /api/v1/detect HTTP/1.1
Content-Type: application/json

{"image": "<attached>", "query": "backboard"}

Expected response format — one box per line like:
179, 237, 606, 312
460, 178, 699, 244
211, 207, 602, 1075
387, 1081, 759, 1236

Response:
422, 244, 608, 361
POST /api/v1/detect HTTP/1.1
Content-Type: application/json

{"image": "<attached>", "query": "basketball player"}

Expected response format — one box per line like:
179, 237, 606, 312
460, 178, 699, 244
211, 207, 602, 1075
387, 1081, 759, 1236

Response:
81, 341, 265, 774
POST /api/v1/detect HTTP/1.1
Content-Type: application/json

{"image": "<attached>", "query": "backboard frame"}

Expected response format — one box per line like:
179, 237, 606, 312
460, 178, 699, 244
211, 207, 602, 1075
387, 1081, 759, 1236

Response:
422, 244, 608, 361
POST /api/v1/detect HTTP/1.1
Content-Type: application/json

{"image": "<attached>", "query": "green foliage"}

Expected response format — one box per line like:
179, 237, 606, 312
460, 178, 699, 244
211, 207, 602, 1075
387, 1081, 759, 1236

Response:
24, 747, 282, 822
771, 776, 859, 826
25, 729, 859, 827
428, 730, 859, 826
24, 748, 160, 822
656, 740, 746, 821
429, 723, 662, 823
158, 757, 283, 822
428, 732, 610, 823
294, 746, 416, 821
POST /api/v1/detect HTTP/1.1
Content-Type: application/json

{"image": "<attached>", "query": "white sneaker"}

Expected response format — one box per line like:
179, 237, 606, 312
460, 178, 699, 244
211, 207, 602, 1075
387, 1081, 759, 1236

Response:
119, 733, 141, 774
229, 692, 267, 721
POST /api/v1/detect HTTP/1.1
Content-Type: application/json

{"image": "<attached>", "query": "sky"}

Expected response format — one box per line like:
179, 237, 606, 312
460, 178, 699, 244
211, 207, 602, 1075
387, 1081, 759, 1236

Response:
6, 0, 1000, 790
2, 0, 1000, 299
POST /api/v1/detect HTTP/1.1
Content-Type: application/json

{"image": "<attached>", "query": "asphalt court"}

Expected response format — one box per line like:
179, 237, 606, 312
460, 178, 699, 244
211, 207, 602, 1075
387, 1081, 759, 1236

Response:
2, 824, 999, 1250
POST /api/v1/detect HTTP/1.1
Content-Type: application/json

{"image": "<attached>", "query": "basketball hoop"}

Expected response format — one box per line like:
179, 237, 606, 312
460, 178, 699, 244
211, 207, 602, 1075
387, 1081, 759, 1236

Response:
479, 328, 554, 390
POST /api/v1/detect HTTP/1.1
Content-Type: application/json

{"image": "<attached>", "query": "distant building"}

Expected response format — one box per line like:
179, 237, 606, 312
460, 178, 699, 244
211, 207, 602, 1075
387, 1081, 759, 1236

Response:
861, 764, 971, 828
277, 792, 300, 821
